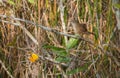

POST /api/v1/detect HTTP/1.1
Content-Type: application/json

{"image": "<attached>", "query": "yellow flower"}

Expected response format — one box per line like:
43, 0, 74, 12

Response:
29, 53, 39, 62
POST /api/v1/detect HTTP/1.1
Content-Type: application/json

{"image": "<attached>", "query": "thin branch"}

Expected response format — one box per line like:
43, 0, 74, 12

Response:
0, 14, 107, 53
0, 60, 14, 78
19, 24, 39, 45
0, 14, 94, 45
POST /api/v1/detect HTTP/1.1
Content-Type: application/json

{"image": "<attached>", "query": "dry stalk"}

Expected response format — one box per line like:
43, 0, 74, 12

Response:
0, 60, 14, 78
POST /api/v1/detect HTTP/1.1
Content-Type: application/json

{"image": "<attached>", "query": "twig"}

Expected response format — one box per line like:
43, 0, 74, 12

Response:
0, 15, 94, 44
0, 14, 105, 53
19, 24, 39, 45
0, 60, 14, 78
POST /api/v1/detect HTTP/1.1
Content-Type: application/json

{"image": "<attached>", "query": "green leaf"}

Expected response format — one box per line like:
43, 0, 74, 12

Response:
67, 68, 79, 75
53, 50, 67, 57
28, 0, 34, 4
43, 44, 67, 57
55, 56, 71, 63
66, 38, 79, 49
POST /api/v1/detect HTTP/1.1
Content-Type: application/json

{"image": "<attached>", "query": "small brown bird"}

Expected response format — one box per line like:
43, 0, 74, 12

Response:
70, 20, 94, 36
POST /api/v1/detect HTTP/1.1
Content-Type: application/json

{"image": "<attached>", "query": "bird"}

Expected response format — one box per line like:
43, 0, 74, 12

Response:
70, 19, 95, 36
